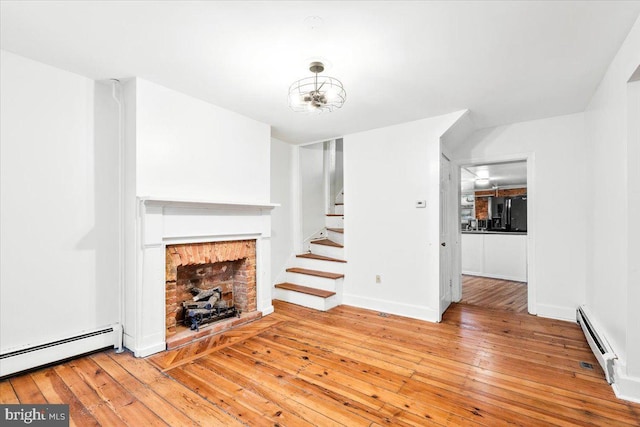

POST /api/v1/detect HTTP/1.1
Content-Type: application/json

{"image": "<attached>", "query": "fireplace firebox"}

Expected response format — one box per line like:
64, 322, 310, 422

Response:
165, 240, 257, 346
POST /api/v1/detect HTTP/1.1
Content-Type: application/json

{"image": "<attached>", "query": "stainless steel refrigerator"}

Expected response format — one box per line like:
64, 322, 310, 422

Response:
507, 196, 527, 231
489, 195, 527, 231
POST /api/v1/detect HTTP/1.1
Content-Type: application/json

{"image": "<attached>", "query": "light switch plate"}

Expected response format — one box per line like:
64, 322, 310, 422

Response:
415, 200, 426, 208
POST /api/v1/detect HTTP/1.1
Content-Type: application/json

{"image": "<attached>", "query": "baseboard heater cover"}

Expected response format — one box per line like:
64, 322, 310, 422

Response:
576, 306, 616, 384
0, 324, 122, 378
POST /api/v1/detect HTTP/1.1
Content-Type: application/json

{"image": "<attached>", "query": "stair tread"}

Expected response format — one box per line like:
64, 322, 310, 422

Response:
286, 267, 344, 279
325, 214, 344, 217
311, 238, 344, 248
326, 228, 344, 233
275, 282, 336, 298
297, 253, 347, 263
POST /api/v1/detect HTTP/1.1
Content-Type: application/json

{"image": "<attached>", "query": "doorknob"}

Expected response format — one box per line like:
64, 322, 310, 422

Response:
441, 242, 446, 247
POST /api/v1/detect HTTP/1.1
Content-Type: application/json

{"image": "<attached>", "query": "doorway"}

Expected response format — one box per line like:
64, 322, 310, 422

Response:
297, 139, 344, 252
458, 160, 530, 313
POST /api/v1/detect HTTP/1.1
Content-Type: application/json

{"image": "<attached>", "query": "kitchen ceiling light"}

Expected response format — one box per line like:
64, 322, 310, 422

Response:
475, 178, 490, 185
475, 170, 490, 179
288, 61, 346, 113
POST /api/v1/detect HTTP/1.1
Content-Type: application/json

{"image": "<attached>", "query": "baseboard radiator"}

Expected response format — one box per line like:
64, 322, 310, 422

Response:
0, 324, 122, 378
576, 306, 616, 384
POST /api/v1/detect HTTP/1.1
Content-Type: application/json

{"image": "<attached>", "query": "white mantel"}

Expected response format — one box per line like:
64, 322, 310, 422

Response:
139, 197, 279, 210
124, 197, 278, 357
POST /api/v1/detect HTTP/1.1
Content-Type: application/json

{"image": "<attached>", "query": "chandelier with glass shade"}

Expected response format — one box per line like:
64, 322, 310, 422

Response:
288, 62, 346, 112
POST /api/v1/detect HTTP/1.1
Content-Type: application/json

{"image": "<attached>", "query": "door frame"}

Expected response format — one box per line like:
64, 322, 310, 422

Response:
452, 153, 537, 315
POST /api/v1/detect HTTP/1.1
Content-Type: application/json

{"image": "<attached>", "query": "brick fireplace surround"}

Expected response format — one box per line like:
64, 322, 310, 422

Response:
165, 240, 258, 347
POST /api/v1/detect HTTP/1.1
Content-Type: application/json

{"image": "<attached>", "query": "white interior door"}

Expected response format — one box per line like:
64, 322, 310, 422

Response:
439, 154, 452, 320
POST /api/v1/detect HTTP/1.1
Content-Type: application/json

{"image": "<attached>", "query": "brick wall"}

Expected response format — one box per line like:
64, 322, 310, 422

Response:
475, 197, 489, 220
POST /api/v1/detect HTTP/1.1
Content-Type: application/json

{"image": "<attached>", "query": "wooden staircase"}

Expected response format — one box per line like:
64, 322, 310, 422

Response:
273, 192, 345, 311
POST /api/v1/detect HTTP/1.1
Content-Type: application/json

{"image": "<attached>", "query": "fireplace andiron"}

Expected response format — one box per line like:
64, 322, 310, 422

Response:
182, 286, 238, 331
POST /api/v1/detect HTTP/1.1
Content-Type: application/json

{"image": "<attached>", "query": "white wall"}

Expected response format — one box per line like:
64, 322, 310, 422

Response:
270, 138, 295, 283
0, 50, 120, 351
121, 78, 273, 353
627, 78, 640, 385
585, 15, 640, 400
453, 113, 588, 321
122, 79, 138, 351
343, 113, 463, 322
299, 142, 326, 240
135, 78, 270, 202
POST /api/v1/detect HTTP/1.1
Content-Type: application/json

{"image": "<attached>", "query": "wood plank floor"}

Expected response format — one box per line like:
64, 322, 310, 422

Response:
2, 300, 639, 426
461, 274, 528, 313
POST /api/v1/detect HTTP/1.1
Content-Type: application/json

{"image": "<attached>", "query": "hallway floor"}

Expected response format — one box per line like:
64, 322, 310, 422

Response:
461, 274, 528, 313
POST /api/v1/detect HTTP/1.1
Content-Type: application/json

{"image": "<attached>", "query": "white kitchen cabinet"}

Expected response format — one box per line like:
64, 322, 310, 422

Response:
461, 233, 484, 276
461, 232, 527, 282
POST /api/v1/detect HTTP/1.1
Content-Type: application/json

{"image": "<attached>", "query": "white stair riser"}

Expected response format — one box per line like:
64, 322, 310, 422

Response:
325, 216, 344, 228
334, 205, 344, 215
273, 288, 339, 311
310, 243, 344, 259
285, 273, 342, 292
327, 230, 344, 245
294, 257, 346, 274
336, 192, 344, 204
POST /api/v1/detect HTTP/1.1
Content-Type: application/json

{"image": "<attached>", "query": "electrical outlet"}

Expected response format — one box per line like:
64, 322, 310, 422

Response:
375, 275, 382, 283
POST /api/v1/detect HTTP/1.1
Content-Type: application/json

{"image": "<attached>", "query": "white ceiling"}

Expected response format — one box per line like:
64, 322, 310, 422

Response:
461, 161, 527, 192
1, 1, 639, 144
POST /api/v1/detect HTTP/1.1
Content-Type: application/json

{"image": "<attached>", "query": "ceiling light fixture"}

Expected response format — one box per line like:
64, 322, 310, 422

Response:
288, 61, 346, 113
475, 170, 490, 179
475, 178, 490, 185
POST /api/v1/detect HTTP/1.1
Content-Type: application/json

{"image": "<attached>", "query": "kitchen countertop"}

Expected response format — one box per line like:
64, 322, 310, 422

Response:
462, 230, 527, 235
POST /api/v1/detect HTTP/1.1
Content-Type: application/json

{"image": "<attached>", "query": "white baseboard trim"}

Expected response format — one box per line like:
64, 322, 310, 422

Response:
132, 342, 166, 358
123, 334, 134, 353
613, 362, 640, 403
535, 303, 576, 322
342, 293, 439, 323
261, 304, 275, 316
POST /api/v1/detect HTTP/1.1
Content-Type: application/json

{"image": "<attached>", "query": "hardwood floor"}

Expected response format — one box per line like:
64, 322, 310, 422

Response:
2, 300, 639, 426
461, 274, 528, 313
